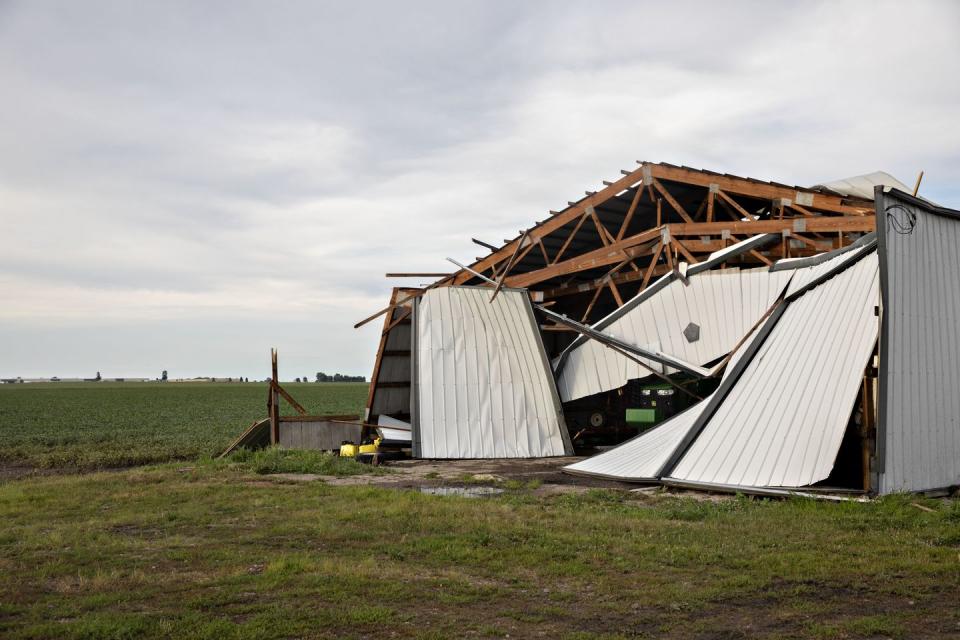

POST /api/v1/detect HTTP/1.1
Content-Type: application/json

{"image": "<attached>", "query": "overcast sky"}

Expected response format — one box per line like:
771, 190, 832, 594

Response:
1, 1, 958, 380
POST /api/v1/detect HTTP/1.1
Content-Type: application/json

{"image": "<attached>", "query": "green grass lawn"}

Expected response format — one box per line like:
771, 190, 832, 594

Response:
0, 382, 368, 470
0, 466, 957, 639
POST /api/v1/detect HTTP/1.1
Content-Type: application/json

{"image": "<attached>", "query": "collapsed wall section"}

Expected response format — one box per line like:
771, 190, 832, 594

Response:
411, 287, 573, 459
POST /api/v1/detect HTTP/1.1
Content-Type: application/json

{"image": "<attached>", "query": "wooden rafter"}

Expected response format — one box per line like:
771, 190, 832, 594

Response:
552, 212, 590, 265
608, 279, 624, 306
651, 178, 694, 223
716, 190, 757, 221
537, 238, 550, 264
640, 241, 666, 291
491, 229, 530, 302
504, 215, 874, 290
673, 238, 699, 264
644, 163, 873, 215
616, 183, 645, 241
450, 167, 647, 285
588, 206, 615, 245
580, 280, 606, 322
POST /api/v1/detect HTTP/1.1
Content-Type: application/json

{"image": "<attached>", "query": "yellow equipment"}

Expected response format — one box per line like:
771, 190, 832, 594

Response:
340, 438, 381, 458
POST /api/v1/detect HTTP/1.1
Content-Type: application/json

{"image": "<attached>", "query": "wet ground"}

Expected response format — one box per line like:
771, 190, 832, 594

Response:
268, 456, 678, 497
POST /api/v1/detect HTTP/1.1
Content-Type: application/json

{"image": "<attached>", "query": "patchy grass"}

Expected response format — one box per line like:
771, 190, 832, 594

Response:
213, 447, 389, 476
0, 467, 956, 639
0, 382, 367, 470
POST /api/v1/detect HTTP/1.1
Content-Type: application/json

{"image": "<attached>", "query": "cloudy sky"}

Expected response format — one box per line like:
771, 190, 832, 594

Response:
1, 1, 958, 380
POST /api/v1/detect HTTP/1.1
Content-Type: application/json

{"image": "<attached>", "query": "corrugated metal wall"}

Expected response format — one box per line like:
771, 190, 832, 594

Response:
564, 247, 879, 488
556, 268, 793, 402
668, 252, 879, 488
564, 398, 711, 481
878, 190, 960, 493
412, 287, 572, 459
369, 312, 412, 418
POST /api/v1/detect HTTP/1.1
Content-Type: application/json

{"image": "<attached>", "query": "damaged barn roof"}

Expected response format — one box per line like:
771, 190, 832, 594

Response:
358, 161, 960, 496
565, 239, 880, 490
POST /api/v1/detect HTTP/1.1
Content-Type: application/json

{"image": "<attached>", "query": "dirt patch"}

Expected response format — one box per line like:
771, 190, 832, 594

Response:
251, 457, 640, 493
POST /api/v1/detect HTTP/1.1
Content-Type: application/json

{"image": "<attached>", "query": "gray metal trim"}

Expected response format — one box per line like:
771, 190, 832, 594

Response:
410, 297, 421, 457
539, 306, 708, 378
768, 231, 877, 272
554, 271, 676, 375
874, 186, 890, 469
882, 187, 960, 220
687, 234, 780, 276
660, 478, 867, 501
783, 238, 878, 303
523, 295, 575, 456
561, 467, 660, 484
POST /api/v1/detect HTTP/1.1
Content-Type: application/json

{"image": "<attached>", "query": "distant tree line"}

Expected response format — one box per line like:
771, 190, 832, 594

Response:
315, 372, 366, 383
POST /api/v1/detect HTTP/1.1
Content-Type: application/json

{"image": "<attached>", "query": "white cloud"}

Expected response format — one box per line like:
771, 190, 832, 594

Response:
0, 0, 957, 377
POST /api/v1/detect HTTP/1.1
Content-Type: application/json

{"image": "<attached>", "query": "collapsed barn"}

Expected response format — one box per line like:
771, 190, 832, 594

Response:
352, 162, 960, 496
228, 161, 958, 497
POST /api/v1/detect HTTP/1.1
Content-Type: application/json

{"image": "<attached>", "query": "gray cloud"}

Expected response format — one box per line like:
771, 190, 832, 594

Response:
1, 0, 958, 378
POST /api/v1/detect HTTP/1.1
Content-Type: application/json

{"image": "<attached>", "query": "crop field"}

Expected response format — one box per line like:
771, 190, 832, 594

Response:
0, 382, 368, 470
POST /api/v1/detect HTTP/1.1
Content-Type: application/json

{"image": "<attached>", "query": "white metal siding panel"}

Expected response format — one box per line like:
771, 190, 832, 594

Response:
556, 268, 793, 402
785, 243, 872, 296
564, 399, 711, 480
670, 253, 880, 488
415, 287, 569, 459
879, 196, 960, 493
560, 321, 771, 482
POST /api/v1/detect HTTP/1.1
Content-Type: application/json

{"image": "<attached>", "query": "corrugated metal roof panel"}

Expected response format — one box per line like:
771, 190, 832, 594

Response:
563, 400, 711, 481
556, 268, 793, 402
783, 240, 875, 297
561, 326, 766, 481
412, 287, 572, 459
877, 190, 960, 493
668, 251, 879, 488
813, 172, 911, 200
